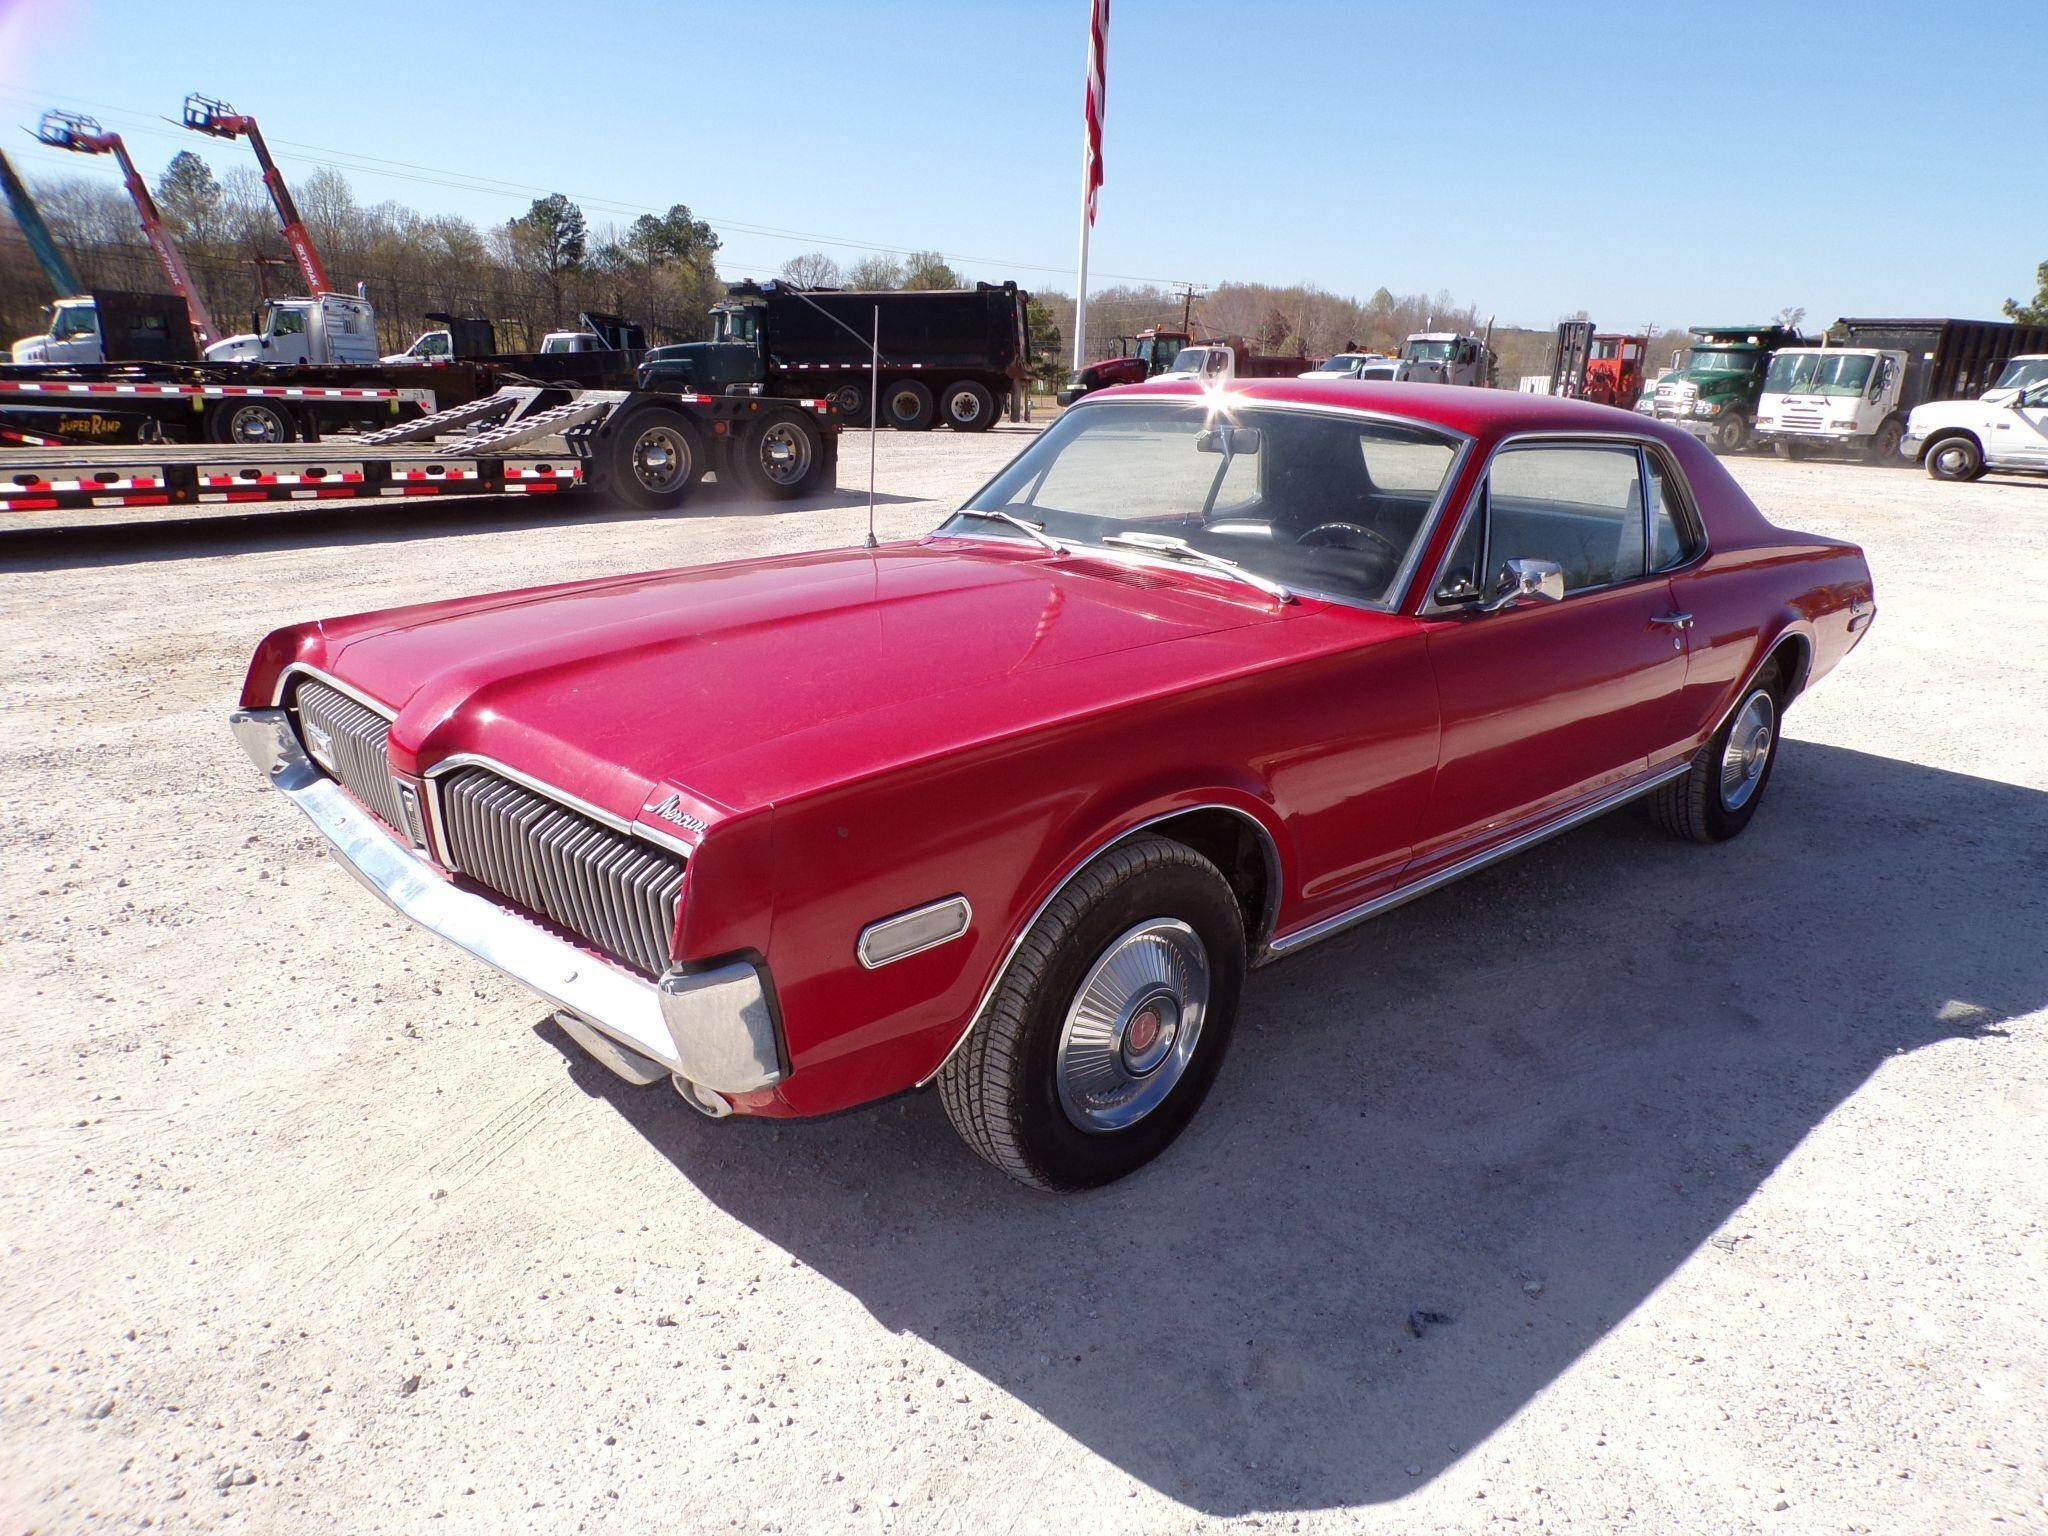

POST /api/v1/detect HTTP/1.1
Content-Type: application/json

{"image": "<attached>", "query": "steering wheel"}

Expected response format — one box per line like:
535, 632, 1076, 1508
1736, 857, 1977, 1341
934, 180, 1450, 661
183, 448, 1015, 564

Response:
1295, 521, 1403, 562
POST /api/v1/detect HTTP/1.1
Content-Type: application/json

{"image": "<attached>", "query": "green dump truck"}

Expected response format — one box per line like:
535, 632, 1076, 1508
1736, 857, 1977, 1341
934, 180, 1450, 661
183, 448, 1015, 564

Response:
1641, 324, 1808, 454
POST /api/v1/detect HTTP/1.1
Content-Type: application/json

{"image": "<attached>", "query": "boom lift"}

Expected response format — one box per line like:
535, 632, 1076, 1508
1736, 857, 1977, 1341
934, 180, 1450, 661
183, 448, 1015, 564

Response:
33, 111, 218, 345
0, 146, 83, 296
180, 94, 332, 296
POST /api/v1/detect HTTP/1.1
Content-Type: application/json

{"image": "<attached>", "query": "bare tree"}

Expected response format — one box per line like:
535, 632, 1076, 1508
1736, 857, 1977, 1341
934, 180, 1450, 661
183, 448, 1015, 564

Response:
844, 253, 904, 290
780, 251, 841, 288
902, 250, 963, 290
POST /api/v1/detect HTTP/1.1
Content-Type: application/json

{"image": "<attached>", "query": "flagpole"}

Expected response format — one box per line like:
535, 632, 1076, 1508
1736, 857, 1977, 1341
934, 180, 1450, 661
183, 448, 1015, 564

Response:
1073, 148, 1091, 373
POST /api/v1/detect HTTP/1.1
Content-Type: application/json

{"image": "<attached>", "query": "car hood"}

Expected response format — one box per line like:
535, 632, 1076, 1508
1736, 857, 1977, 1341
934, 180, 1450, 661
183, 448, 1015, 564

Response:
321, 540, 1298, 824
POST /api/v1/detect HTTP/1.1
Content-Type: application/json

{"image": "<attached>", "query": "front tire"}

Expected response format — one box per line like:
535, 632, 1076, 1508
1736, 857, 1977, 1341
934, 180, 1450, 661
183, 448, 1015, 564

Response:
1867, 418, 1904, 465
1925, 434, 1985, 481
1649, 671, 1781, 843
1708, 411, 1750, 454
938, 836, 1245, 1191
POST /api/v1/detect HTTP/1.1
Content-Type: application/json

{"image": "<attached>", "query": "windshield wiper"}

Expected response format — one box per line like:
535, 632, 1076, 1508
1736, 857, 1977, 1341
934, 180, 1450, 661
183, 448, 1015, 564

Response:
1100, 532, 1296, 604
951, 507, 1071, 554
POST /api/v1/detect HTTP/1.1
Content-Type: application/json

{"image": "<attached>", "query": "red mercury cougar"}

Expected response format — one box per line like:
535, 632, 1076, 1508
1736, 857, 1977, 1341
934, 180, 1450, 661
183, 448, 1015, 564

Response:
232, 380, 1876, 1190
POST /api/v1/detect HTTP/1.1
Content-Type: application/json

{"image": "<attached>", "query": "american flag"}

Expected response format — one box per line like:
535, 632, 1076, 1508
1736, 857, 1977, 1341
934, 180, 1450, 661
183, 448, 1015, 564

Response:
1084, 0, 1109, 225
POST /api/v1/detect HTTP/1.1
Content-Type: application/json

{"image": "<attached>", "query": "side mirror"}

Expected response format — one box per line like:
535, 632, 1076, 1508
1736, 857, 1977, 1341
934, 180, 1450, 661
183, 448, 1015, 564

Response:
1478, 558, 1566, 613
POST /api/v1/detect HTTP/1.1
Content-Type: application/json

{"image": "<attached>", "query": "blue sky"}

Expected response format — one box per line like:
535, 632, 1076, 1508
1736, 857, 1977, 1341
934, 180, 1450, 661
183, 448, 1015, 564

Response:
2, 0, 2041, 329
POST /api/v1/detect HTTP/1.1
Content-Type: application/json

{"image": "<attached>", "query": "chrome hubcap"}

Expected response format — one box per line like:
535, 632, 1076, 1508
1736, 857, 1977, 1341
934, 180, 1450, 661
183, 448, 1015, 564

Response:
1056, 918, 1209, 1133
231, 406, 283, 444
1935, 445, 1967, 476
1719, 690, 1775, 810
758, 424, 811, 484
632, 427, 689, 492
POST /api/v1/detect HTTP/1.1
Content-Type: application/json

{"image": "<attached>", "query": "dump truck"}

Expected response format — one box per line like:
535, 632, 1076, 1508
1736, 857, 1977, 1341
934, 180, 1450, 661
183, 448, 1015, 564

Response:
1753, 318, 2048, 463
1642, 324, 1808, 453
638, 280, 1031, 431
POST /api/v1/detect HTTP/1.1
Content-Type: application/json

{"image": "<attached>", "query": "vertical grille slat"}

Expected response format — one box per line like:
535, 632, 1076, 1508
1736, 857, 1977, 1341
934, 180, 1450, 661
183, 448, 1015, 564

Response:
292, 680, 405, 830
436, 765, 685, 979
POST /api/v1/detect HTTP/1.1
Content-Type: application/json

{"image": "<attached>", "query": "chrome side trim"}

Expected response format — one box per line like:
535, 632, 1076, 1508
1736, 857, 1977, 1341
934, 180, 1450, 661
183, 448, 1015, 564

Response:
1265, 762, 1693, 956
857, 896, 973, 969
271, 661, 393, 716
914, 803, 1284, 1088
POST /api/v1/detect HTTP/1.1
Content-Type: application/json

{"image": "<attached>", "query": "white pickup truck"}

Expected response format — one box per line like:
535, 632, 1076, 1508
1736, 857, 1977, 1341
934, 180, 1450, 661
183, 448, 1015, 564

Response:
1902, 356, 2048, 481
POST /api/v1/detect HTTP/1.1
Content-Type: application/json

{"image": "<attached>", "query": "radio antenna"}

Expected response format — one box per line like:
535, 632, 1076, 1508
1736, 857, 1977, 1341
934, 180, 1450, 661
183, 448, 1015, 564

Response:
866, 304, 880, 549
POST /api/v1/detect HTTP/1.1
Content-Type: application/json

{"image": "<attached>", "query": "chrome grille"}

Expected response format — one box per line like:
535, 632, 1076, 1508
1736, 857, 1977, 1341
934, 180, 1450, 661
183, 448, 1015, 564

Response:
293, 679, 405, 829
436, 767, 685, 978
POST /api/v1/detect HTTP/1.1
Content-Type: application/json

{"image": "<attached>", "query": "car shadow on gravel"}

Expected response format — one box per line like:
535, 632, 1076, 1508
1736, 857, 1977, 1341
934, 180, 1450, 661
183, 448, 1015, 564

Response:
0, 481, 927, 571
544, 740, 2041, 1514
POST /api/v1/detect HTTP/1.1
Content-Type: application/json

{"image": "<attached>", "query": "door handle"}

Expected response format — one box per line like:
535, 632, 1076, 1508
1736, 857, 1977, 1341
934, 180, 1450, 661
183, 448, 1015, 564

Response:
1650, 612, 1693, 629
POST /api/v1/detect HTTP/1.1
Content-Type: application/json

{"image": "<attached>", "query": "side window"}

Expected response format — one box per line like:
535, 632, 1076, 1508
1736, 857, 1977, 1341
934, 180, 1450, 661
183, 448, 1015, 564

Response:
1646, 454, 1699, 571
1485, 445, 1646, 594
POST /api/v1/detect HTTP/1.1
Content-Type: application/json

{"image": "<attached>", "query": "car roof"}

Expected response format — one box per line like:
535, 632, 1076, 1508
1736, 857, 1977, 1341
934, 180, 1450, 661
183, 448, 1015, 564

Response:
1082, 377, 1668, 439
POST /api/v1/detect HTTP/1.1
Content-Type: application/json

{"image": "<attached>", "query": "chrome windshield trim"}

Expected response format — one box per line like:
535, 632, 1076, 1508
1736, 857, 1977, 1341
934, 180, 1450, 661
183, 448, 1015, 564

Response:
940, 393, 1474, 616
422, 753, 699, 863
1266, 761, 1692, 955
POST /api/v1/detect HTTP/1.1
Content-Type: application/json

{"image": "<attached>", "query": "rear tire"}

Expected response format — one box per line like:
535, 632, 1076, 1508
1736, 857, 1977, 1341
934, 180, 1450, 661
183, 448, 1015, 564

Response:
736, 409, 826, 500
882, 378, 935, 431
939, 379, 997, 432
1925, 435, 1984, 482
206, 399, 298, 446
830, 380, 867, 423
1649, 668, 1781, 844
938, 836, 1244, 1191
603, 407, 702, 510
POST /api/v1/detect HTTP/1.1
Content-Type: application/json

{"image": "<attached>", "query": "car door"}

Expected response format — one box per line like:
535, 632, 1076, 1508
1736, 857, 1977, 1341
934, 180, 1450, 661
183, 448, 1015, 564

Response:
1415, 439, 1695, 865
1992, 385, 2048, 467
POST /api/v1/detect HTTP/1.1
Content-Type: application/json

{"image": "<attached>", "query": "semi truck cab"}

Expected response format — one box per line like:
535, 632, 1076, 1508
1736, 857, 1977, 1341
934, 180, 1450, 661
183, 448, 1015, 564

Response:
1396, 332, 1493, 387
205, 295, 380, 366
1754, 348, 1911, 462
10, 296, 103, 365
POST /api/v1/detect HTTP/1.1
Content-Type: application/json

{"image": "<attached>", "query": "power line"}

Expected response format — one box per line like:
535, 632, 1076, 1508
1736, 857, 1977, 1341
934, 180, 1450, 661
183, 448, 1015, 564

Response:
0, 85, 1198, 291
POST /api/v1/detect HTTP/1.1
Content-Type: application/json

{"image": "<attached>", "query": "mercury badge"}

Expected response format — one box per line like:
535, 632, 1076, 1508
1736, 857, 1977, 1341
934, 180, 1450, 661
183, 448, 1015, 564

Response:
649, 793, 709, 836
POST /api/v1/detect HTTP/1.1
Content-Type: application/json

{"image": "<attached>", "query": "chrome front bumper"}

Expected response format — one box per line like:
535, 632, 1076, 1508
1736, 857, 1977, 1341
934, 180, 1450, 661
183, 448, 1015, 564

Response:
229, 708, 783, 1098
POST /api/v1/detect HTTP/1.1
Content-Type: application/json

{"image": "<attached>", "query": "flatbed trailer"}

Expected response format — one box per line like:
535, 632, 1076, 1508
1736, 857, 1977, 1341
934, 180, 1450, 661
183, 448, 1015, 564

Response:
0, 386, 840, 518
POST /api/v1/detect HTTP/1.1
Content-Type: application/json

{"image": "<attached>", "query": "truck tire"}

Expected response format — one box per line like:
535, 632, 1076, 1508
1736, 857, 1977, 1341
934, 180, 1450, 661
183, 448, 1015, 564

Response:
1707, 411, 1749, 454
939, 380, 997, 432
206, 399, 298, 446
602, 407, 703, 510
736, 409, 827, 500
1925, 434, 1984, 482
1867, 418, 1904, 465
882, 378, 935, 431
830, 380, 867, 423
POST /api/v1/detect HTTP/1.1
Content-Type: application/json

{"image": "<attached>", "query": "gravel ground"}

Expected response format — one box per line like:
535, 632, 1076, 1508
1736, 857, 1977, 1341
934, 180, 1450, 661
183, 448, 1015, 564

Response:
1, 429, 2043, 1534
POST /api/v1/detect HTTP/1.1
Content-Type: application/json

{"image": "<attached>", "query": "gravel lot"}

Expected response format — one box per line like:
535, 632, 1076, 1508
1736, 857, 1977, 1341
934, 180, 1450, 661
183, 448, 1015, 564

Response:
2, 428, 2043, 1534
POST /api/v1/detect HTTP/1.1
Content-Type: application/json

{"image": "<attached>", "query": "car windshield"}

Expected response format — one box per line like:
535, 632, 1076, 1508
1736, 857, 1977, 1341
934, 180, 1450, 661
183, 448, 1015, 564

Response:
1406, 339, 1454, 362
712, 309, 758, 344
943, 399, 1462, 607
1765, 352, 1875, 396
1683, 347, 1755, 374
1311, 355, 1362, 372
1993, 358, 2048, 393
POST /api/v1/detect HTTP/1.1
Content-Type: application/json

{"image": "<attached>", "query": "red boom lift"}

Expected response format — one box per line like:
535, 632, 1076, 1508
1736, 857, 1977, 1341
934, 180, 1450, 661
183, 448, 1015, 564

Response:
34, 110, 219, 345
179, 94, 333, 296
